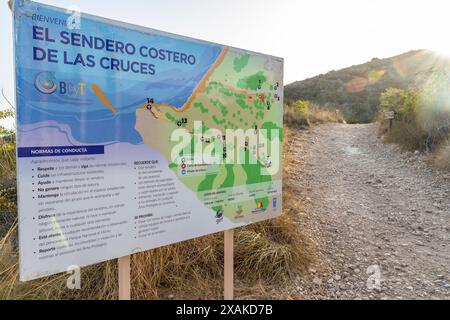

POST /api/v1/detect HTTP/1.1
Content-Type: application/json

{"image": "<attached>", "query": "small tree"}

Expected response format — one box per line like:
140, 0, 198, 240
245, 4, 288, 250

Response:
295, 100, 309, 114
379, 88, 418, 121
0, 107, 16, 187
0, 108, 15, 138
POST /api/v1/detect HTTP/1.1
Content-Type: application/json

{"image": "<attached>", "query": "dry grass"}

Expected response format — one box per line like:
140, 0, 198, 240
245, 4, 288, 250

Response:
284, 107, 311, 128
379, 119, 428, 151
0, 143, 15, 188
378, 112, 450, 172
284, 104, 345, 128
433, 141, 450, 170
306, 106, 346, 125
0, 128, 311, 300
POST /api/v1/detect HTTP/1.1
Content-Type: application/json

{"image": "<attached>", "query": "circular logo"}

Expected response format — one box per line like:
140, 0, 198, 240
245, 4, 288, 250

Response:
215, 210, 224, 220
35, 72, 57, 94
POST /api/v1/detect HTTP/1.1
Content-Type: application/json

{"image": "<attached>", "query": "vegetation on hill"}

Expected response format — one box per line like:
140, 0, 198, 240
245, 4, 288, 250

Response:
285, 50, 441, 123
286, 49, 450, 171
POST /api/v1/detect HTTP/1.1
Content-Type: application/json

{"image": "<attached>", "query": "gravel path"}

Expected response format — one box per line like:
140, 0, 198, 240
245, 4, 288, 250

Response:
288, 123, 450, 300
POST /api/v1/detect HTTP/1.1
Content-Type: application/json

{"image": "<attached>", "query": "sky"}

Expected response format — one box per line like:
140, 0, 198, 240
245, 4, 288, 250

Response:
2, 0, 450, 126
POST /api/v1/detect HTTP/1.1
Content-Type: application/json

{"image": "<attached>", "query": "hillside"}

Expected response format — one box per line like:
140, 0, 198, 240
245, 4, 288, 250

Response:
285, 50, 449, 123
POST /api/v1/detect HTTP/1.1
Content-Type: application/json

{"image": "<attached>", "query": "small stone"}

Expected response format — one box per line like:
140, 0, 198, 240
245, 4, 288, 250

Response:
334, 275, 342, 281
308, 268, 317, 274
312, 277, 323, 286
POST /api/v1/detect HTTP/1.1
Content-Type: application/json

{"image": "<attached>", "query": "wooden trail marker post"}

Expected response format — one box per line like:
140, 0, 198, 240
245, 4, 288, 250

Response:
385, 111, 395, 130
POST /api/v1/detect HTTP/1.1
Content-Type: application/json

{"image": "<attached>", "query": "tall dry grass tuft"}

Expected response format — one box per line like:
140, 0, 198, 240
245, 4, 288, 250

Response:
306, 105, 346, 125
284, 101, 345, 128
0, 143, 16, 188
0, 127, 311, 300
433, 141, 450, 170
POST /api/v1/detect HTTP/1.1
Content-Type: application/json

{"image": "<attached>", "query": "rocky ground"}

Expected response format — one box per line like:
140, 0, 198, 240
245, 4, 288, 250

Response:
287, 123, 450, 300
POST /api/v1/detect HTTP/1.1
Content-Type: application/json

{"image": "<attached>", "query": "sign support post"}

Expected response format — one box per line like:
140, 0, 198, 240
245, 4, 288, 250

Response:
118, 255, 131, 300
224, 230, 234, 300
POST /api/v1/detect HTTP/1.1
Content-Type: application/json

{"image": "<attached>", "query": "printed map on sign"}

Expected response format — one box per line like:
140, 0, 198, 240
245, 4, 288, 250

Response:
135, 48, 284, 223
14, 0, 283, 280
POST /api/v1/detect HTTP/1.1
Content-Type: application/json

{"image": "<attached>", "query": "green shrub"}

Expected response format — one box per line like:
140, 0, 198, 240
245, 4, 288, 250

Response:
295, 100, 309, 114
379, 72, 450, 153
0, 108, 16, 186
0, 109, 14, 137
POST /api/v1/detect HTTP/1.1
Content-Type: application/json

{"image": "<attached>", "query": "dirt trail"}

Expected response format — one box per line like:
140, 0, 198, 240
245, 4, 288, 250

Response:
288, 123, 450, 300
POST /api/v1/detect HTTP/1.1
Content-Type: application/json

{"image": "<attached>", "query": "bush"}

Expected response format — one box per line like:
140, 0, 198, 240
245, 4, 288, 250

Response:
0, 109, 14, 138
379, 72, 450, 155
295, 100, 309, 114
379, 88, 425, 150
284, 106, 310, 128
0, 108, 16, 187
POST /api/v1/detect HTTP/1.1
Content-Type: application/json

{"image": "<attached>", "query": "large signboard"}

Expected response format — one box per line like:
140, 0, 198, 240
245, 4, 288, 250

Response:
13, 0, 284, 281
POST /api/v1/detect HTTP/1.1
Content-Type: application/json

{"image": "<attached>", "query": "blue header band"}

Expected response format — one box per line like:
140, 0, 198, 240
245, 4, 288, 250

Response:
18, 146, 105, 158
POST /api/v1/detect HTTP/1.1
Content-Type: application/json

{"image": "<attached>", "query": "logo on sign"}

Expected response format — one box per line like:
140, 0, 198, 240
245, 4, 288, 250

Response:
215, 209, 224, 224
34, 71, 57, 94
35, 72, 88, 96
235, 205, 244, 219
